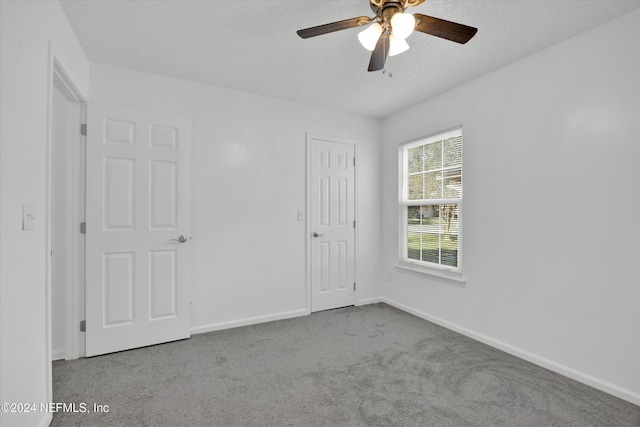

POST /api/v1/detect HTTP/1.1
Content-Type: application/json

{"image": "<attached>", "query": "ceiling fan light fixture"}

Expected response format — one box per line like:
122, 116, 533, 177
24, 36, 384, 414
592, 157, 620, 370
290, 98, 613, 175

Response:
389, 34, 409, 56
296, 1, 478, 72
358, 22, 383, 51
390, 12, 416, 39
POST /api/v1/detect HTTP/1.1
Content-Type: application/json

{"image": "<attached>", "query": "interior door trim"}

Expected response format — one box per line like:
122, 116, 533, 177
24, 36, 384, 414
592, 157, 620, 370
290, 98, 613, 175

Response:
46, 52, 88, 416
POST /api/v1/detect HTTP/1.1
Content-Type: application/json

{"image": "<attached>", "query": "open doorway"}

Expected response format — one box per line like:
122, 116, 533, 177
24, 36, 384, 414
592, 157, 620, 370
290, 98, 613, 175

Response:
50, 59, 87, 361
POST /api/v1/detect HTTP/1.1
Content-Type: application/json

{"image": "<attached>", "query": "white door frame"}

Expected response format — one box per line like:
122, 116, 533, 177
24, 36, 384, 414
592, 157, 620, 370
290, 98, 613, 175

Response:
46, 52, 87, 401
305, 134, 358, 312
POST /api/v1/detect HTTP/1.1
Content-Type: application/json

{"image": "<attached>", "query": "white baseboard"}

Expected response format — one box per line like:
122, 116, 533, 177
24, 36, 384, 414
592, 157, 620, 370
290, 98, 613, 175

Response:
51, 348, 65, 361
356, 297, 383, 306
381, 297, 640, 407
191, 308, 310, 335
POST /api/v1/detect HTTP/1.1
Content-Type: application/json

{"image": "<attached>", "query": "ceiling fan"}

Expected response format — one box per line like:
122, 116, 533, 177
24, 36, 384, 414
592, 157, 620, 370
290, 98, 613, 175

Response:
297, 0, 478, 72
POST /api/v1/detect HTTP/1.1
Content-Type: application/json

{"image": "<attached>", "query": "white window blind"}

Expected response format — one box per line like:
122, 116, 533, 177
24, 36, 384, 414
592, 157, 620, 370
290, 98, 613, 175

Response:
400, 128, 462, 270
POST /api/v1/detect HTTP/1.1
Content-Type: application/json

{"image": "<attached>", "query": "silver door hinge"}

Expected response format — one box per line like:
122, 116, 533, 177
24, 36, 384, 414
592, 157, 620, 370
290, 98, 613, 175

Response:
354, 283, 356, 291
353, 157, 356, 166
80, 320, 86, 332
80, 222, 86, 234
353, 220, 356, 229
80, 124, 87, 136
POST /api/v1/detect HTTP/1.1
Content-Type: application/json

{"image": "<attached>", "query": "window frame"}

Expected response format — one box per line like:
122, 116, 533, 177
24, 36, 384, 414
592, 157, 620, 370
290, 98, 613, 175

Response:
397, 127, 465, 283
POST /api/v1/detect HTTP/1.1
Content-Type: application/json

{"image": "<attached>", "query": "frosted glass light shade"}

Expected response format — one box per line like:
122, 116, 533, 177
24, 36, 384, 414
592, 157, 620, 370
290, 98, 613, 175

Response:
389, 35, 409, 56
390, 12, 416, 39
358, 23, 383, 51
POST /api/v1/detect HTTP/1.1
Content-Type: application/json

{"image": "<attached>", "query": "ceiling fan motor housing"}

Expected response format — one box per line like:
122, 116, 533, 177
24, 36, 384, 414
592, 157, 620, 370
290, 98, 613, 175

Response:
370, 0, 424, 13
371, 1, 406, 29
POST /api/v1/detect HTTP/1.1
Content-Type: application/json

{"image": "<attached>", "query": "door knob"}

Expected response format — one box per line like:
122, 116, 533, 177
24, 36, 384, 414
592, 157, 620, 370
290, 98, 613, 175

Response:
312, 232, 325, 238
171, 235, 188, 243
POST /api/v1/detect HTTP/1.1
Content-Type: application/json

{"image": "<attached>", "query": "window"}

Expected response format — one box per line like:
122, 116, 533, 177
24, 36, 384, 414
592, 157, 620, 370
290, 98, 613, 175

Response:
399, 127, 462, 273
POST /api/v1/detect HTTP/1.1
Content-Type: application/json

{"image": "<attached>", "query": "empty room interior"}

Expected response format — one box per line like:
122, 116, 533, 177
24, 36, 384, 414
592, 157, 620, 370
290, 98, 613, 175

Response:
1, 1, 639, 426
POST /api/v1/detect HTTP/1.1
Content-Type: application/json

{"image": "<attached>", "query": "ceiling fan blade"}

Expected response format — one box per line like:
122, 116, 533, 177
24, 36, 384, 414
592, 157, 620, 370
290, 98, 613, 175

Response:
413, 13, 478, 44
368, 32, 389, 72
297, 16, 372, 39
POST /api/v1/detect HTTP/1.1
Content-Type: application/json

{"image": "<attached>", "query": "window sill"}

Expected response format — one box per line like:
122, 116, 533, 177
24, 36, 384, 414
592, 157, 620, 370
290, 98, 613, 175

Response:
394, 262, 466, 287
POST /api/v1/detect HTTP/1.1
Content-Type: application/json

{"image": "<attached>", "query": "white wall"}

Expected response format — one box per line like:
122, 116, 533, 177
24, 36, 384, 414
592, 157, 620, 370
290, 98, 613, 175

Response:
89, 63, 383, 332
381, 9, 640, 403
0, 1, 89, 427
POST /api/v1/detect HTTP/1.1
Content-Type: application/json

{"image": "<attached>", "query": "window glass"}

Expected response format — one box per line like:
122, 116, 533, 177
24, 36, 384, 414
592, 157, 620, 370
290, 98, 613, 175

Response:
400, 129, 462, 270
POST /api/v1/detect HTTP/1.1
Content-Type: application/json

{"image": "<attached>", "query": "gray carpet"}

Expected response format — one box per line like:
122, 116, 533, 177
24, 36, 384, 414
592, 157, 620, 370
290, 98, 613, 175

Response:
52, 303, 640, 426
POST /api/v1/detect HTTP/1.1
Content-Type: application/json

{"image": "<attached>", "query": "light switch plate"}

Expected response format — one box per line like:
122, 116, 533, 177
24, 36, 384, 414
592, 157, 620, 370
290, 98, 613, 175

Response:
297, 210, 304, 221
22, 203, 35, 230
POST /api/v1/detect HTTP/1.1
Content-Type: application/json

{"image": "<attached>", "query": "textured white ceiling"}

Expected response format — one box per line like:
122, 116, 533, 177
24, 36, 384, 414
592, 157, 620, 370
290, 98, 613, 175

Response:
60, 0, 640, 118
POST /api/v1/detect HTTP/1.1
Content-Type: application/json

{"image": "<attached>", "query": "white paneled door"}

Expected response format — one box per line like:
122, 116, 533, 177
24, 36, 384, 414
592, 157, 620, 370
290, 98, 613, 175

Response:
85, 104, 191, 357
309, 137, 356, 312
